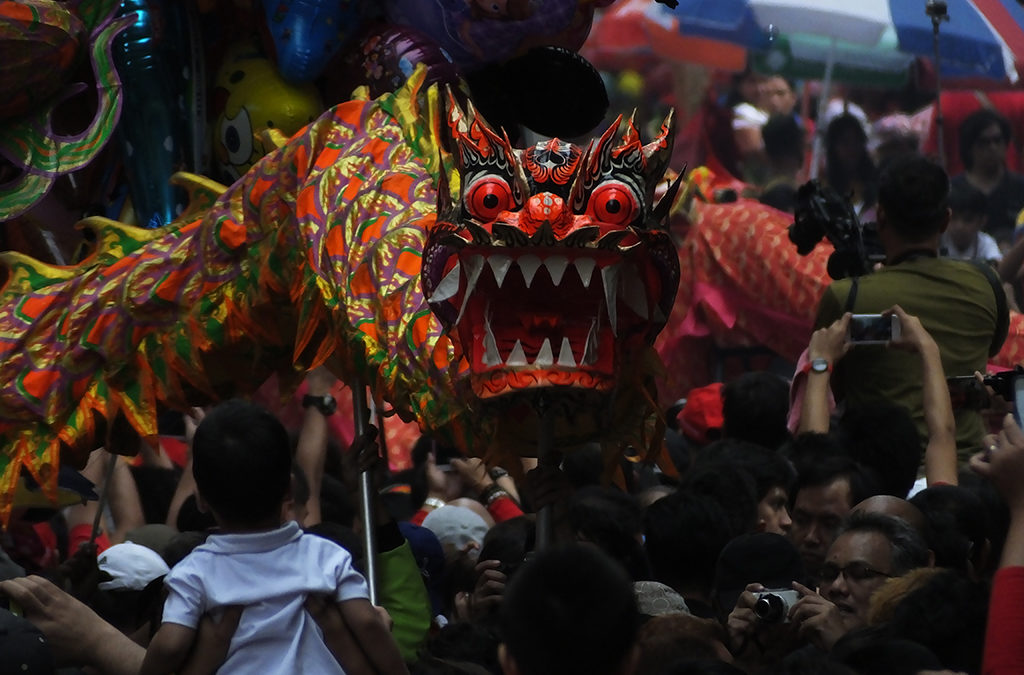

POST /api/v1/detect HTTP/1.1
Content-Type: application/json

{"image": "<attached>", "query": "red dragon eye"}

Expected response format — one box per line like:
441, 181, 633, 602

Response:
589, 182, 639, 226
466, 177, 513, 221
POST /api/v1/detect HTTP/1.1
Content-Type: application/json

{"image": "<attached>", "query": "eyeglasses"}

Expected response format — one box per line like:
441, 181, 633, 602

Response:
819, 562, 894, 584
975, 133, 1007, 147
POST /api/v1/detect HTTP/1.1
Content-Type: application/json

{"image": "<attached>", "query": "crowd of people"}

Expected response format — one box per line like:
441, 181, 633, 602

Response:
6, 68, 1024, 675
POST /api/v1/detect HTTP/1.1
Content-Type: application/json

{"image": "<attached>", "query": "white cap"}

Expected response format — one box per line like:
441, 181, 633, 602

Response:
97, 542, 170, 591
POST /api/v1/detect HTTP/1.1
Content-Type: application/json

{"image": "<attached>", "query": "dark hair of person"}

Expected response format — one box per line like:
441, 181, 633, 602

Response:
500, 544, 639, 675
837, 511, 929, 575
763, 114, 805, 165
567, 486, 652, 581
791, 453, 881, 512
656, 659, 747, 675
415, 617, 502, 674
877, 568, 989, 673
831, 631, 944, 675
694, 439, 795, 502
947, 180, 989, 219
957, 469, 1009, 579
635, 615, 731, 673
721, 371, 792, 450
909, 485, 990, 574
825, 113, 878, 207
682, 462, 759, 536
836, 403, 922, 498
959, 108, 1012, 171
191, 399, 292, 525
478, 516, 535, 585
644, 490, 734, 594
877, 153, 950, 241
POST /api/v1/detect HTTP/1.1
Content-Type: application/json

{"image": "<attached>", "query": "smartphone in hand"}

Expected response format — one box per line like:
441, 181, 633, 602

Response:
847, 314, 901, 345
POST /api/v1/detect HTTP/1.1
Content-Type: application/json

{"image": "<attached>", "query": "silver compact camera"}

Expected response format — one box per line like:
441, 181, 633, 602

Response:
753, 589, 800, 623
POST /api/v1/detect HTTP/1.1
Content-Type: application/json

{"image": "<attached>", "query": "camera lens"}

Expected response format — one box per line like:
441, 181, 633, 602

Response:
753, 594, 785, 623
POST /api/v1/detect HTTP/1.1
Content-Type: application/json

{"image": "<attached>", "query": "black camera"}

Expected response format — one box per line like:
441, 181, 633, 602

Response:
752, 589, 799, 624
788, 180, 885, 280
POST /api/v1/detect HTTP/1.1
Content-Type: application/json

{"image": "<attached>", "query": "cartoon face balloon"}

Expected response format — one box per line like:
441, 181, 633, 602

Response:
211, 48, 324, 181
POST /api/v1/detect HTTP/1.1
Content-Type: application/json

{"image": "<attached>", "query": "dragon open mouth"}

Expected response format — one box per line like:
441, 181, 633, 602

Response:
426, 245, 665, 399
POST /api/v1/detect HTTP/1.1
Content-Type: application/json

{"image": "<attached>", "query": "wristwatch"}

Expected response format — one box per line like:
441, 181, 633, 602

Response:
302, 393, 337, 416
801, 358, 832, 375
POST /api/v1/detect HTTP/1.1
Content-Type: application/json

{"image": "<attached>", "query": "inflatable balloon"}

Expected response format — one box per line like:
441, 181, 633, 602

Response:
261, 0, 365, 83
325, 23, 461, 102
211, 45, 323, 182
113, 0, 202, 228
384, 0, 597, 72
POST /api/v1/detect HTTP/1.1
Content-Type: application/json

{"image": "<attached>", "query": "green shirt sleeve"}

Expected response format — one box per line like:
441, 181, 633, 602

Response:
377, 540, 432, 663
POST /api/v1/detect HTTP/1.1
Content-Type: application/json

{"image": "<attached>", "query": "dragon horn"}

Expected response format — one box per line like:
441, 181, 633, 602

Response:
651, 166, 686, 229
641, 110, 676, 182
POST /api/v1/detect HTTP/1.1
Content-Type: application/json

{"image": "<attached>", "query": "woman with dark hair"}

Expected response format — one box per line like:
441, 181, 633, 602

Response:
953, 108, 1024, 246
824, 113, 878, 218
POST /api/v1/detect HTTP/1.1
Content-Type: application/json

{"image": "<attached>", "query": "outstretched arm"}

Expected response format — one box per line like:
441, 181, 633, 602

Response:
887, 306, 958, 486
140, 622, 196, 675
338, 597, 409, 674
797, 313, 850, 435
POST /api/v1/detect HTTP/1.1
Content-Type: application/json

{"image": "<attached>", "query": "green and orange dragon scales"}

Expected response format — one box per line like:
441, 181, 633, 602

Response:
0, 69, 680, 524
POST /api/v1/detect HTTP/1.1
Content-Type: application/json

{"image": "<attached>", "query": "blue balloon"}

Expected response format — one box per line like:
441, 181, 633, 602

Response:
263, 0, 365, 83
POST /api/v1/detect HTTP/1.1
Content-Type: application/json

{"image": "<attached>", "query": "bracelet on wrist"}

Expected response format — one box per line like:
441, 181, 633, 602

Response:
423, 497, 446, 510
479, 483, 509, 506
489, 467, 509, 481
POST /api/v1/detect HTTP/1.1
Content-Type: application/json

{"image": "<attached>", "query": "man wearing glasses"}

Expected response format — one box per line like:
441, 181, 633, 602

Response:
788, 511, 930, 651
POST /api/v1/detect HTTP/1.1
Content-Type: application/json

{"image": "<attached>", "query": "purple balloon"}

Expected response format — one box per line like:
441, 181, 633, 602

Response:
384, 0, 589, 72
325, 23, 462, 102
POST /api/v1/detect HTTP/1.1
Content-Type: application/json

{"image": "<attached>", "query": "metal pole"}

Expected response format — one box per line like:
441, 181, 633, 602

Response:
809, 37, 837, 181
352, 382, 378, 605
931, 8, 947, 169
534, 396, 555, 551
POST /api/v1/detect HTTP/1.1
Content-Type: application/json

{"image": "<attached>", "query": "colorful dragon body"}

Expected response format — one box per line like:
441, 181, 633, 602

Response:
0, 69, 680, 522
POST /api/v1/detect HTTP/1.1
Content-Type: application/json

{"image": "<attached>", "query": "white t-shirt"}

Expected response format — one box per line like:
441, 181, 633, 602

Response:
162, 521, 368, 674
941, 231, 1003, 263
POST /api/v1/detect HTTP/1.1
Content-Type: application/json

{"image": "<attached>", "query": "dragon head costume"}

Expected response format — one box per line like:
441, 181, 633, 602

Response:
0, 68, 679, 523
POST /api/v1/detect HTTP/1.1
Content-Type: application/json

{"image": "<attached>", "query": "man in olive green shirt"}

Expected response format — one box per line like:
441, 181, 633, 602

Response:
814, 155, 1008, 460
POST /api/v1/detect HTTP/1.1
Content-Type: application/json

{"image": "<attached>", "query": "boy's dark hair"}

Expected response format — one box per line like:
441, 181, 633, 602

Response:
192, 399, 292, 525
763, 114, 804, 164
721, 371, 791, 450
500, 544, 639, 675
479, 516, 535, 585
877, 154, 950, 242
959, 108, 1012, 171
947, 181, 989, 219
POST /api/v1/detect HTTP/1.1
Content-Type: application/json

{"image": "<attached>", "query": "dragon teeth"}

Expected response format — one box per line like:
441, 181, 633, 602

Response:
483, 313, 501, 366
601, 264, 620, 337
506, 340, 528, 366
518, 255, 541, 288
535, 338, 554, 367
488, 254, 513, 288
582, 318, 599, 365
454, 255, 484, 325
429, 261, 460, 303
545, 256, 568, 286
557, 337, 576, 367
574, 258, 596, 288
